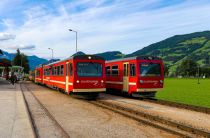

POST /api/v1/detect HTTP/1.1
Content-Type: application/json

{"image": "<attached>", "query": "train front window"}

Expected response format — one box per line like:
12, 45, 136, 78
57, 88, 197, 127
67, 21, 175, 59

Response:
77, 62, 102, 77
140, 63, 161, 77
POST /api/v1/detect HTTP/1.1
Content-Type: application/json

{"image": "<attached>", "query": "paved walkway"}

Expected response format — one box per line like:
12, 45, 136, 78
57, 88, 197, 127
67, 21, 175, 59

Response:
0, 79, 35, 138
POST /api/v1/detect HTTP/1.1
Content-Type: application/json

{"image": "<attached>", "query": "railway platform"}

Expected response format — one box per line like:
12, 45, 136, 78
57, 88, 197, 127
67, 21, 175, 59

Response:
0, 79, 35, 138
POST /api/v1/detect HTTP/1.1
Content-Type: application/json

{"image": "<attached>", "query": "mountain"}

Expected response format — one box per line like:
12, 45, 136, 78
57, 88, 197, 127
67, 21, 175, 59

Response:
0, 50, 48, 70
1, 31, 210, 73
95, 51, 124, 60
28, 55, 48, 70
71, 51, 86, 56
126, 31, 210, 72
70, 51, 124, 61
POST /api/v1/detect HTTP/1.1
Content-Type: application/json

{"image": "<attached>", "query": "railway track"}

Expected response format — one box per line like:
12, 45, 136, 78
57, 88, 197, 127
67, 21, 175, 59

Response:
20, 82, 70, 138
88, 95, 210, 138
106, 92, 210, 115
143, 98, 210, 114
21, 81, 210, 137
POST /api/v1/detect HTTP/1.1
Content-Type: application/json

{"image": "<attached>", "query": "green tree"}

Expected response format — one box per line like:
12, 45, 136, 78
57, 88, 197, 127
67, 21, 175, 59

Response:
13, 49, 30, 73
176, 59, 198, 77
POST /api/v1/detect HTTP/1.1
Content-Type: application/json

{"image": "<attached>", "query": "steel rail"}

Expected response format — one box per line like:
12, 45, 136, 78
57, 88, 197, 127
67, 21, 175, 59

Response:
88, 99, 210, 138
20, 82, 70, 138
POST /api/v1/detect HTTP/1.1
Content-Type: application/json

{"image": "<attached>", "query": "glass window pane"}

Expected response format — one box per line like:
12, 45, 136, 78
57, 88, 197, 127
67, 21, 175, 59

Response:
140, 63, 161, 77
77, 62, 102, 77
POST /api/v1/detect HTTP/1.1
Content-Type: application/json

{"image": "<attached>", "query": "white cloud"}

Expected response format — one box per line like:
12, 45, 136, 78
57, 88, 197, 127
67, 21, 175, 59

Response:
8, 44, 36, 50
0, 32, 15, 41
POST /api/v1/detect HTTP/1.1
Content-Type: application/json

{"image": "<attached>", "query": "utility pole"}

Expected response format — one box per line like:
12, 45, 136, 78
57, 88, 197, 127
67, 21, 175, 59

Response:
197, 65, 200, 84
48, 48, 54, 61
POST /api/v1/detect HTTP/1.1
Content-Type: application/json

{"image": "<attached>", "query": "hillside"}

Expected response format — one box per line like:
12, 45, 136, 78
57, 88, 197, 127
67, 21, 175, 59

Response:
1, 31, 210, 73
126, 31, 210, 73
95, 51, 124, 60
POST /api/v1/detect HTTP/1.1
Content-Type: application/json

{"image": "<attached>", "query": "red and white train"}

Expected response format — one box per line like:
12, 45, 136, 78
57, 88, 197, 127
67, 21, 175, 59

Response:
35, 55, 106, 97
105, 56, 164, 97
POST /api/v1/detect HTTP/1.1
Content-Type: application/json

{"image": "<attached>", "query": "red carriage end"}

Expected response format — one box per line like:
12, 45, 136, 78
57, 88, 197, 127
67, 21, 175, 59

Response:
105, 56, 164, 98
35, 55, 106, 98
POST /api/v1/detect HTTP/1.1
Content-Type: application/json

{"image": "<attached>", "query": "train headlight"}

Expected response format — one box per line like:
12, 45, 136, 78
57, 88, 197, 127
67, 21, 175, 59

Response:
160, 80, 163, 84
76, 80, 80, 83
140, 80, 144, 84
101, 80, 104, 83
88, 56, 91, 59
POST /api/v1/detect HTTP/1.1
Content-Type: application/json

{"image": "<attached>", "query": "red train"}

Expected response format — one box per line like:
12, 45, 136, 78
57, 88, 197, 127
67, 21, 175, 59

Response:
35, 55, 106, 97
105, 56, 164, 97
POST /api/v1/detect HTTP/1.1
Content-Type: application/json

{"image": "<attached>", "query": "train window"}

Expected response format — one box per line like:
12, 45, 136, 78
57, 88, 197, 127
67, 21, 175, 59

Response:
44, 69, 47, 76
49, 67, 51, 76
66, 64, 68, 76
106, 66, 111, 76
77, 62, 102, 77
111, 65, 118, 76
123, 64, 128, 76
36, 70, 40, 77
60, 65, 64, 75
52, 67, 54, 75
54, 67, 57, 76
57, 66, 60, 76
45, 69, 47, 76
69, 63, 73, 76
140, 63, 161, 77
130, 64, 136, 76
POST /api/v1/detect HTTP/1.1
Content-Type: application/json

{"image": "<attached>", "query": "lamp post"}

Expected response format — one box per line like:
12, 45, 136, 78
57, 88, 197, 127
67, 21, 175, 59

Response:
197, 65, 200, 84
68, 29, 78, 53
48, 48, 54, 60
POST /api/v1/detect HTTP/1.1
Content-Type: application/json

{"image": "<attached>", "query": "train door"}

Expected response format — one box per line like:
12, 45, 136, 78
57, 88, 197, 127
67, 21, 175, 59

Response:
123, 62, 129, 92
65, 62, 69, 92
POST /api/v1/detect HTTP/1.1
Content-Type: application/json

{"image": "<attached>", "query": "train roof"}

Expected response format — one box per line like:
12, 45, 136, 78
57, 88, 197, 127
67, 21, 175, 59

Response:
36, 55, 104, 68
105, 56, 162, 63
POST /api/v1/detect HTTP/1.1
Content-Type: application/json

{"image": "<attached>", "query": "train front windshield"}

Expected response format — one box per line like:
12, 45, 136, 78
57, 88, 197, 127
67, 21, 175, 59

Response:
140, 63, 161, 77
77, 62, 102, 77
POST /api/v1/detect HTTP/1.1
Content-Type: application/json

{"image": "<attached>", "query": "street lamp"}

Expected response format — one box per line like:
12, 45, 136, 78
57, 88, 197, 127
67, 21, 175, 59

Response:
69, 29, 78, 53
48, 48, 54, 60
197, 65, 200, 84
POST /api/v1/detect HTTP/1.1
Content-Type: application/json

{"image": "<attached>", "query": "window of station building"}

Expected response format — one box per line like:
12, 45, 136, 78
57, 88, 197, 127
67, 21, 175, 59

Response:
69, 63, 73, 76
60, 65, 64, 75
106, 66, 111, 76
130, 64, 136, 76
111, 65, 119, 76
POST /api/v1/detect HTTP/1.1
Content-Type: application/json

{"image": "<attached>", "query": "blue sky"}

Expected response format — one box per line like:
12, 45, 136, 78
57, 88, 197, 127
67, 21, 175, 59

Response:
0, 0, 210, 59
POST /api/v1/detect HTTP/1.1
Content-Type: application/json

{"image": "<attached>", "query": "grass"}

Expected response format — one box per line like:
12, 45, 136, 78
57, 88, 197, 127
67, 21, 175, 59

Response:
156, 78, 210, 108
179, 37, 207, 45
